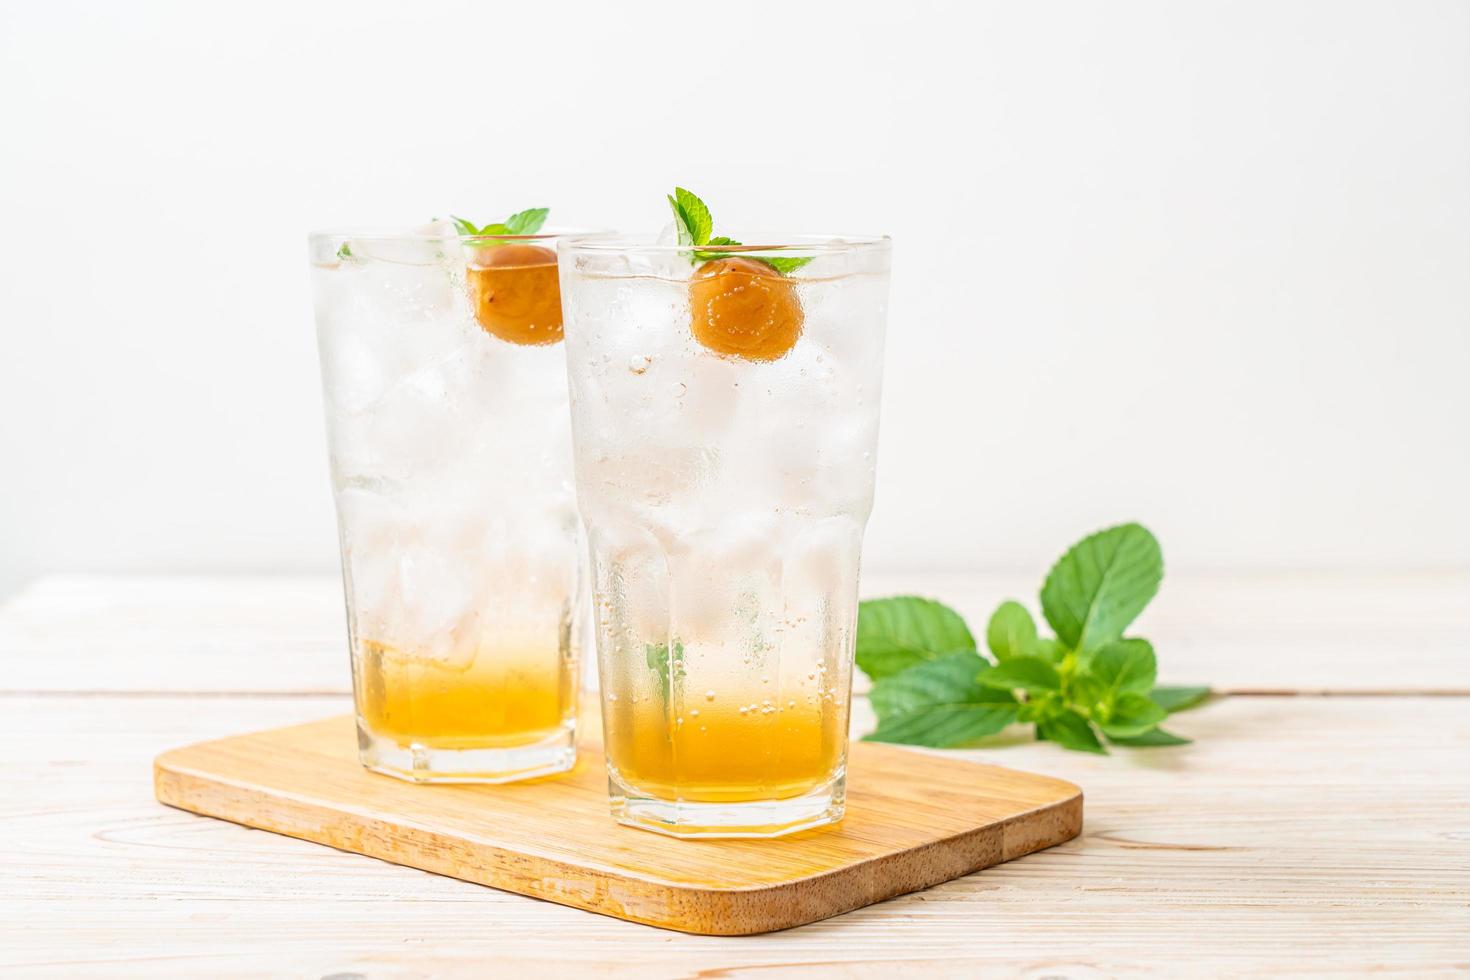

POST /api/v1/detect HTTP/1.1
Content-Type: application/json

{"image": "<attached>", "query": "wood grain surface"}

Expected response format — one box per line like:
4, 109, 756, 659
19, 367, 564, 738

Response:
2, 574, 1468, 976
153, 715, 1081, 935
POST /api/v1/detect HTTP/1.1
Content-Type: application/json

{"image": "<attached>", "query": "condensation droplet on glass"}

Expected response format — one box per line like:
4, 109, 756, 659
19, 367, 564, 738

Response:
628, 354, 651, 375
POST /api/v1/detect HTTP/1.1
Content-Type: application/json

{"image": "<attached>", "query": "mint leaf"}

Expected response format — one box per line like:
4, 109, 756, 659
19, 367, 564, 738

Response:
978, 655, 1061, 694
856, 523, 1204, 755
866, 702, 1019, 747
856, 597, 977, 680
869, 651, 1001, 720
451, 211, 533, 244
645, 639, 684, 703
1040, 523, 1163, 654
336, 242, 354, 260
986, 601, 1039, 661
1037, 709, 1107, 754
664, 190, 808, 275
667, 194, 696, 246
1150, 685, 1211, 713
673, 187, 712, 246
866, 654, 1017, 747
1017, 691, 1063, 722
758, 255, 814, 275
692, 236, 742, 263
504, 207, 549, 235
1099, 691, 1168, 737
1089, 638, 1158, 700
1107, 727, 1191, 747
1069, 672, 1108, 715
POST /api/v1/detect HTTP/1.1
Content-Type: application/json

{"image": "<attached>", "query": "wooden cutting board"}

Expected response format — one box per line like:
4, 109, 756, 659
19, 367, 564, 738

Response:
154, 715, 1082, 935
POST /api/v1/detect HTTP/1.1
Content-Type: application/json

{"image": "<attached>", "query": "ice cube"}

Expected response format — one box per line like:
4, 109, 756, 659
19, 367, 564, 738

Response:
362, 358, 463, 473
321, 331, 392, 415
383, 541, 479, 667
337, 485, 406, 623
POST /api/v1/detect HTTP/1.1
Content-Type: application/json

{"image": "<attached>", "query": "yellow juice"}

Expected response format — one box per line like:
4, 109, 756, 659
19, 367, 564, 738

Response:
357, 639, 573, 750
602, 691, 846, 803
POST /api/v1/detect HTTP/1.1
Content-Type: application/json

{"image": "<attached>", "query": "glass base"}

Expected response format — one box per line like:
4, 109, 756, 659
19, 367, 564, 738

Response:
357, 720, 576, 784
607, 767, 846, 839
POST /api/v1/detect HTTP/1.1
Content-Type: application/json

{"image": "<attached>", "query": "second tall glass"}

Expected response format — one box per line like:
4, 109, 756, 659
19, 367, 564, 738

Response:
309, 223, 584, 783
559, 234, 891, 837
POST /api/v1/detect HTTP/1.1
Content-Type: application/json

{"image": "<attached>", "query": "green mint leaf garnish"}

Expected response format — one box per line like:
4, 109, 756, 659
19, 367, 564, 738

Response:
451, 208, 550, 247
1068, 672, 1108, 716
1149, 685, 1211, 713
645, 639, 684, 704
691, 235, 742, 262
865, 653, 1018, 747
854, 596, 976, 680
758, 256, 815, 275
1040, 523, 1163, 655
986, 601, 1040, 661
336, 243, 354, 260
1106, 727, 1192, 747
1097, 691, 1168, 737
865, 701, 1020, 748
504, 208, 549, 235
977, 655, 1062, 694
673, 187, 712, 246
1089, 638, 1158, 700
667, 195, 696, 247
1036, 708, 1107, 754
869, 651, 1000, 720
856, 523, 1210, 755
666, 188, 811, 276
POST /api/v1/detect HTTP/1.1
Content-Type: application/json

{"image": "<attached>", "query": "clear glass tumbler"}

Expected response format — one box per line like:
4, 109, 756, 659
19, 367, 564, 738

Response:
308, 223, 584, 783
558, 234, 891, 836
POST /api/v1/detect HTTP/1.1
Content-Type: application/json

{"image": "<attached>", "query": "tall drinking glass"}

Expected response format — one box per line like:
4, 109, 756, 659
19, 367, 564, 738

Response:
558, 234, 890, 836
308, 224, 584, 783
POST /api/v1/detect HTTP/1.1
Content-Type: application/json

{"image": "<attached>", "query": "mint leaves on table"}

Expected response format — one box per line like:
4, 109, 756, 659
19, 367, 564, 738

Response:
451, 208, 550, 239
859, 523, 1211, 754
666, 187, 813, 275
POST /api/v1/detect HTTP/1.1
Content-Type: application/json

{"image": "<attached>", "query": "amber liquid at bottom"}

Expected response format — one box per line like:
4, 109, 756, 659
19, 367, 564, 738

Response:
356, 640, 573, 750
603, 695, 846, 803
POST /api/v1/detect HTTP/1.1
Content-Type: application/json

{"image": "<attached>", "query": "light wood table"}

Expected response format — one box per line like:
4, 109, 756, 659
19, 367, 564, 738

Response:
2, 572, 1467, 977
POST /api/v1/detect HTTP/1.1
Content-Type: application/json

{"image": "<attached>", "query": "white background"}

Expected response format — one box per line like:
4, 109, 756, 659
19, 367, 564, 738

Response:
2, 0, 1467, 598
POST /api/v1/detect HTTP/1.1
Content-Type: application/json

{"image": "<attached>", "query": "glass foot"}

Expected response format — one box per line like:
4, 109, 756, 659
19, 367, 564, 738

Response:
607, 768, 846, 838
357, 720, 576, 784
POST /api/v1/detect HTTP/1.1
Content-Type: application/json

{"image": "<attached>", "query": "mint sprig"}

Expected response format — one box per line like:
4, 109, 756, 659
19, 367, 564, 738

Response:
646, 638, 685, 704
858, 523, 1211, 753
665, 187, 814, 275
451, 208, 550, 240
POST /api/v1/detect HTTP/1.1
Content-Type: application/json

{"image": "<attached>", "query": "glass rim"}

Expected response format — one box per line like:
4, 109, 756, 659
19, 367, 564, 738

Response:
308, 226, 607, 245
559, 232, 891, 256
